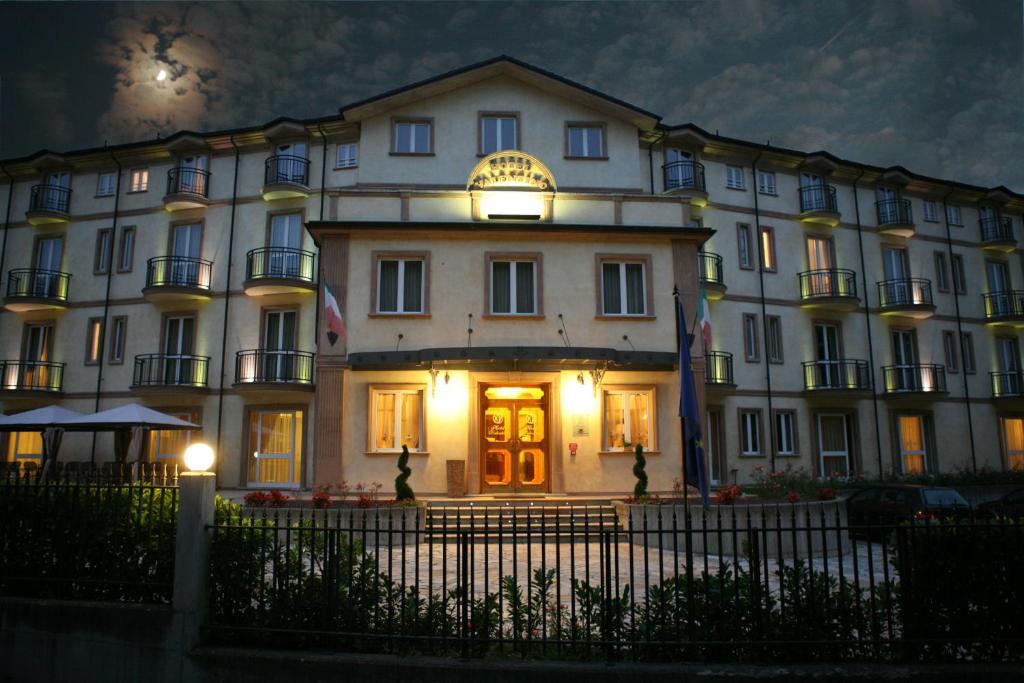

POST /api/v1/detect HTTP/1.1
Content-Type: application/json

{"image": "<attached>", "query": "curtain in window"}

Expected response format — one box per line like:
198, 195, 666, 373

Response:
402, 261, 422, 313
605, 393, 625, 448
515, 262, 534, 313
378, 260, 399, 312
602, 263, 621, 314
375, 394, 396, 449
492, 262, 511, 313
899, 416, 926, 474
625, 264, 645, 314
8, 431, 43, 461
628, 393, 649, 448
400, 393, 421, 449
1005, 419, 1024, 470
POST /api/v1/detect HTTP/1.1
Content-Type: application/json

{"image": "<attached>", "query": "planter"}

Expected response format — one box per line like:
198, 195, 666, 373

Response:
244, 504, 426, 547
614, 499, 850, 560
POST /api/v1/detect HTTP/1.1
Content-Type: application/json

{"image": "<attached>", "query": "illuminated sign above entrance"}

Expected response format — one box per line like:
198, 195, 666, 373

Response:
467, 151, 556, 221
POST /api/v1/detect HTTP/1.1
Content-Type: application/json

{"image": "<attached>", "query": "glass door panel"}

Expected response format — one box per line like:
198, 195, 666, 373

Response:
269, 213, 302, 276
248, 410, 302, 487
34, 237, 63, 297
480, 387, 549, 493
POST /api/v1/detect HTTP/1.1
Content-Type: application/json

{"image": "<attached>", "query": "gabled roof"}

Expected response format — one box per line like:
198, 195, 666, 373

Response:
339, 55, 662, 131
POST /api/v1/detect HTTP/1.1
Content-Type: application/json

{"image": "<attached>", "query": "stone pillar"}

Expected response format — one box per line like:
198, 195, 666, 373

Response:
672, 237, 708, 479
173, 471, 216, 651
314, 232, 350, 487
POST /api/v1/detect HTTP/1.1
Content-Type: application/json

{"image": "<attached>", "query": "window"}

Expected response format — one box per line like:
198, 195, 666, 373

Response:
128, 167, 148, 192
85, 317, 103, 365
726, 165, 745, 189
480, 113, 519, 155
566, 123, 605, 158
488, 256, 538, 315
775, 411, 797, 456
766, 315, 784, 364
897, 415, 929, 475
923, 200, 938, 222
759, 226, 776, 272
109, 316, 127, 364
946, 204, 962, 226
96, 172, 116, 197
757, 170, 776, 195
817, 414, 851, 478
942, 330, 958, 373
392, 119, 432, 154
94, 228, 112, 274
247, 409, 303, 486
934, 252, 949, 292
1001, 417, 1024, 471
599, 259, 648, 316
961, 332, 976, 373
951, 253, 967, 294
375, 256, 426, 314
336, 142, 358, 168
740, 410, 762, 456
148, 410, 200, 463
603, 388, 655, 451
6, 431, 42, 463
370, 387, 424, 452
118, 226, 135, 273
742, 313, 759, 362
737, 224, 753, 270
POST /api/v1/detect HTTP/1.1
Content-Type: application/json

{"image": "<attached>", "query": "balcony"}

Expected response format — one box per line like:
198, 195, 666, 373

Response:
803, 359, 871, 394
697, 252, 726, 300
882, 364, 947, 396
143, 256, 213, 303
992, 371, 1024, 400
980, 216, 1015, 252
243, 248, 316, 296
877, 278, 935, 319
262, 155, 311, 200
662, 160, 708, 206
982, 291, 1024, 326
26, 185, 71, 225
798, 269, 859, 311
163, 167, 210, 210
797, 185, 840, 227
234, 350, 315, 392
704, 351, 735, 390
876, 199, 915, 238
4, 269, 70, 312
0, 360, 64, 395
131, 354, 209, 392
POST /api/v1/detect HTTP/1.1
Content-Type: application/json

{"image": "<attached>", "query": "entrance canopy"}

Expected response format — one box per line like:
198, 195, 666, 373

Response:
346, 345, 677, 372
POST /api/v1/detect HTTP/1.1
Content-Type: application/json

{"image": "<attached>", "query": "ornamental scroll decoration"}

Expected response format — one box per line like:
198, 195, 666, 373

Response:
466, 152, 557, 193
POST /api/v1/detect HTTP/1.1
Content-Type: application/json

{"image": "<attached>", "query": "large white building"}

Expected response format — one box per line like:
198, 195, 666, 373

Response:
1, 57, 1022, 495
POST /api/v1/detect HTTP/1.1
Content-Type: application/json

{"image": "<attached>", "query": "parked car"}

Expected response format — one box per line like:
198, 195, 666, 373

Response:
846, 485, 971, 539
976, 488, 1024, 519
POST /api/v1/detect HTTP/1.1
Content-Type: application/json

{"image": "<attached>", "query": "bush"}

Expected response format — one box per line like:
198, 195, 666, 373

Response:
395, 445, 415, 502
632, 444, 648, 499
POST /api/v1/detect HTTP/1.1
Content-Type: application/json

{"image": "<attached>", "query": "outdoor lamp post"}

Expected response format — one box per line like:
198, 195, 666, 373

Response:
174, 442, 216, 646
183, 442, 215, 472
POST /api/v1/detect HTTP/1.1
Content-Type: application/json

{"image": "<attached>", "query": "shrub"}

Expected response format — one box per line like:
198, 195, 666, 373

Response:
632, 444, 648, 499
785, 490, 801, 504
244, 490, 290, 508
816, 487, 836, 501
395, 445, 415, 502
714, 483, 742, 505
311, 491, 332, 509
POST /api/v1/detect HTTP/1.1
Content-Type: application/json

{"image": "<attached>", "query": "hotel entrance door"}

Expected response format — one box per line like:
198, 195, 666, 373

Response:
480, 385, 549, 494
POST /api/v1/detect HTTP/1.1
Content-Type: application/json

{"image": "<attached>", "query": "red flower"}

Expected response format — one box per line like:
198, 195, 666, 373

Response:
786, 490, 801, 504
816, 487, 836, 501
312, 491, 332, 509
713, 483, 742, 505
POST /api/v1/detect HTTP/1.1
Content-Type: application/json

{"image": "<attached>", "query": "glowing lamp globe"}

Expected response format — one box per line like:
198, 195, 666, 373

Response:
183, 442, 215, 472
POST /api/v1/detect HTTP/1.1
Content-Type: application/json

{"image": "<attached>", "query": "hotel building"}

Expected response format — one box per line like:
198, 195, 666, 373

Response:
1, 56, 1022, 495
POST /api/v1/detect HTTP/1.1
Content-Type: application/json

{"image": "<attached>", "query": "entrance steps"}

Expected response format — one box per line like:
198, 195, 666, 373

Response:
424, 500, 620, 542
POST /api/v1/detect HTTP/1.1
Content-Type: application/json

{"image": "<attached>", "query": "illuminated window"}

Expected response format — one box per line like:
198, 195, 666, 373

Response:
336, 142, 358, 168
897, 415, 929, 475
85, 317, 103, 365
817, 414, 851, 478
566, 123, 605, 158
726, 165, 745, 190
489, 258, 537, 315
600, 259, 648, 316
6, 431, 42, 463
96, 172, 116, 197
376, 257, 425, 314
247, 409, 302, 486
1002, 417, 1024, 471
603, 388, 655, 451
759, 226, 776, 272
148, 411, 200, 463
480, 114, 518, 154
128, 168, 149, 192
740, 409, 761, 456
370, 387, 424, 452
392, 120, 432, 154
757, 171, 776, 195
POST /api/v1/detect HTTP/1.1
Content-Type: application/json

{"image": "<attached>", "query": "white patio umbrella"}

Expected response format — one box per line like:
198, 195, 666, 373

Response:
0, 406, 85, 478
62, 404, 200, 465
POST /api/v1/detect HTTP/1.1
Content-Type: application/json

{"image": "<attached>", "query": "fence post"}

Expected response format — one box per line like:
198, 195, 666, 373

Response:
460, 530, 470, 660
172, 471, 216, 652
748, 526, 761, 648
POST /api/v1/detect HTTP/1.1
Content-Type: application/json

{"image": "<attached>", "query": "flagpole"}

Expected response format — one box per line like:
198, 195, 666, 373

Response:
673, 285, 688, 496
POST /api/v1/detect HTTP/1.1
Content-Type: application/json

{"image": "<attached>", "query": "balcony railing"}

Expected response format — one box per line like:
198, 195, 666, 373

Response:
145, 256, 212, 291
704, 351, 734, 386
0, 360, 64, 392
980, 216, 1014, 245
245, 248, 315, 283
798, 184, 838, 214
6, 269, 70, 302
697, 252, 723, 286
166, 167, 210, 198
29, 185, 71, 214
876, 198, 913, 227
803, 359, 871, 391
235, 350, 315, 386
877, 278, 933, 309
132, 354, 209, 389
662, 160, 706, 192
264, 155, 310, 187
882, 364, 946, 394
798, 269, 857, 301
992, 371, 1024, 398
983, 291, 1024, 321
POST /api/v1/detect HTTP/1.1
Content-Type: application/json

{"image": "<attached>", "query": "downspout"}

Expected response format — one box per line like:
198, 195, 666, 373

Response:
851, 171, 885, 478
750, 151, 776, 471
214, 136, 241, 479
648, 136, 655, 195
315, 124, 328, 342
0, 164, 13, 288
90, 151, 122, 462
941, 189, 977, 472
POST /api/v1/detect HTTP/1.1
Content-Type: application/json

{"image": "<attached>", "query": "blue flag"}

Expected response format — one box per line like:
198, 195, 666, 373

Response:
677, 296, 710, 508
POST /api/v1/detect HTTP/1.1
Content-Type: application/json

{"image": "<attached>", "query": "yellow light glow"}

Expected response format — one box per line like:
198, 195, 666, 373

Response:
183, 442, 215, 472
485, 386, 545, 400
563, 374, 596, 414
479, 191, 543, 219
430, 371, 469, 420
156, 69, 167, 81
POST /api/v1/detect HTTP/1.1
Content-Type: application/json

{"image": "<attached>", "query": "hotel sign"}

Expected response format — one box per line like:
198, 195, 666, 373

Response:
467, 152, 556, 192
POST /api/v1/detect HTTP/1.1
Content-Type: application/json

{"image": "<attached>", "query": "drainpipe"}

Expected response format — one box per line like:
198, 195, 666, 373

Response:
90, 151, 122, 462
750, 151, 776, 471
214, 136, 241, 479
941, 189, 977, 472
0, 164, 13, 290
851, 171, 885, 478
315, 124, 328, 341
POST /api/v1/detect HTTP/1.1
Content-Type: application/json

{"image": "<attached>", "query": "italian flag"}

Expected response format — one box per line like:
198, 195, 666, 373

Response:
324, 283, 346, 347
698, 286, 712, 352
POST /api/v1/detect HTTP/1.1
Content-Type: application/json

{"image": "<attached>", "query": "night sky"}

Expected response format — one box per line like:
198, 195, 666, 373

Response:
0, 1, 1021, 190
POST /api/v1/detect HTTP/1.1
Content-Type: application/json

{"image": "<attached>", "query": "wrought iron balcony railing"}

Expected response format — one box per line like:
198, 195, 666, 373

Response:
166, 167, 210, 198
704, 351, 734, 386
697, 252, 724, 287
798, 269, 857, 301
29, 185, 71, 214
876, 198, 913, 227
983, 291, 1024, 321
980, 216, 1014, 245
992, 371, 1024, 398
6, 269, 70, 302
0, 360, 64, 392
803, 359, 871, 391
882, 364, 946, 394
662, 160, 706, 192
877, 278, 933, 309
245, 248, 316, 283
235, 349, 315, 386
132, 354, 209, 388
264, 155, 310, 187
145, 256, 212, 291
798, 184, 838, 214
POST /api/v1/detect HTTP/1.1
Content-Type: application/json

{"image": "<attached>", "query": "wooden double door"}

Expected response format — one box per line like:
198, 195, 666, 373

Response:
480, 384, 549, 494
